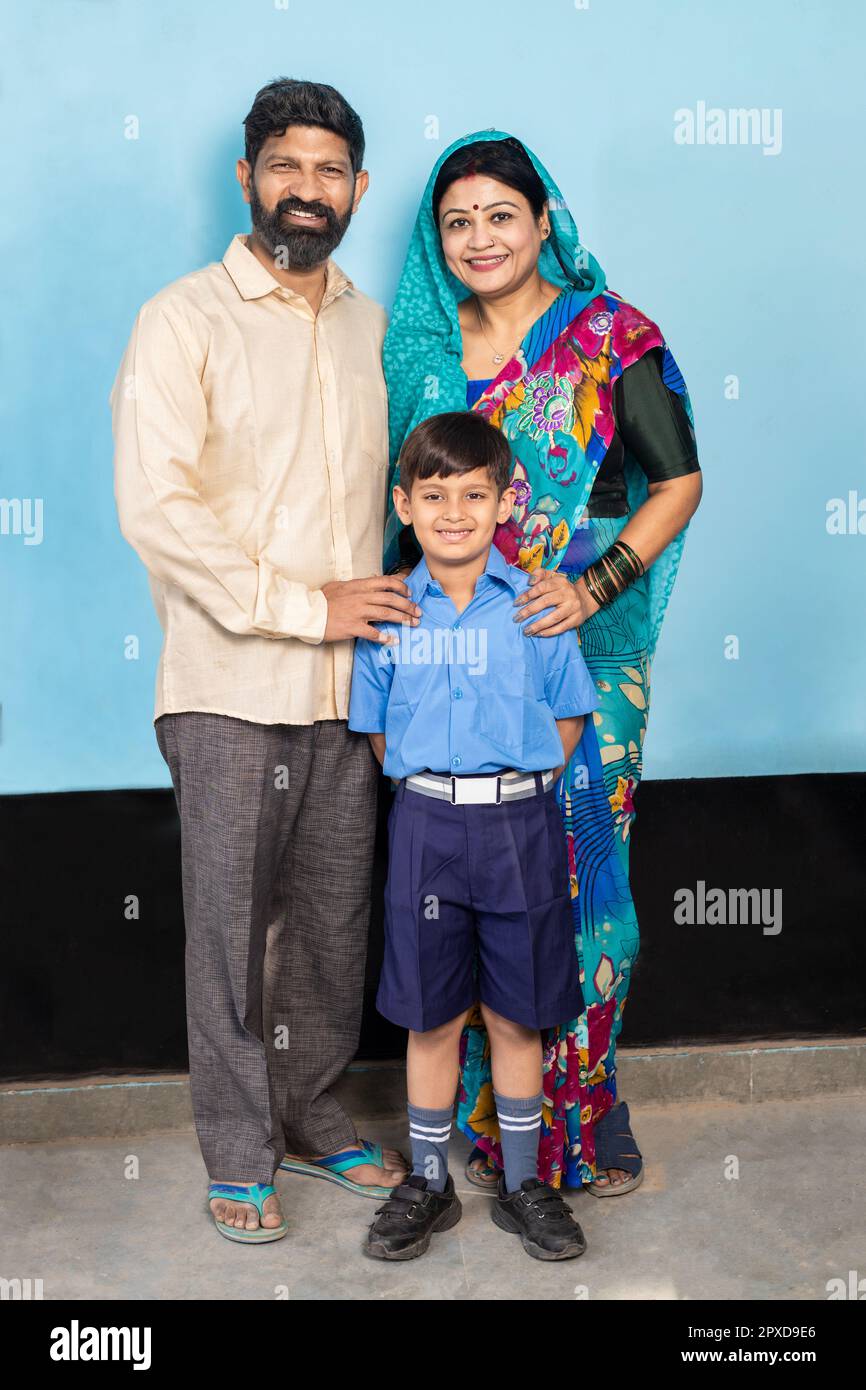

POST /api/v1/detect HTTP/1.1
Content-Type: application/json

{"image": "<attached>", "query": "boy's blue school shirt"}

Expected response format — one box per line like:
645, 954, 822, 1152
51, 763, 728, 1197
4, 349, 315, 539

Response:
348, 543, 601, 780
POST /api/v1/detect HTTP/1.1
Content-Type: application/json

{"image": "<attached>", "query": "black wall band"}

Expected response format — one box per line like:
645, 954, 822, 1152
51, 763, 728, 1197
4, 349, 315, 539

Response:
1, 772, 863, 1081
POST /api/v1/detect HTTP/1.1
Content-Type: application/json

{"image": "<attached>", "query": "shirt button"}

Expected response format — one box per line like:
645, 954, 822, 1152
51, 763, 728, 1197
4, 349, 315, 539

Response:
451, 755, 462, 768
452, 622, 462, 632
453, 688, 463, 699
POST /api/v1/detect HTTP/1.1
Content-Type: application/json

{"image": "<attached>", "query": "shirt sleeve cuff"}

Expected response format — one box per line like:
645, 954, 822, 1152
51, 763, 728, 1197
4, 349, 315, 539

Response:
254, 561, 329, 643
550, 700, 599, 719
347, 718, 388, 734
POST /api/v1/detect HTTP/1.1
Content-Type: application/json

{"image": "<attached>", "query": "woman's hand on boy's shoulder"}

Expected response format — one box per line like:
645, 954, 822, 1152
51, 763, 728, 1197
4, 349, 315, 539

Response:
513, 570, 598, 636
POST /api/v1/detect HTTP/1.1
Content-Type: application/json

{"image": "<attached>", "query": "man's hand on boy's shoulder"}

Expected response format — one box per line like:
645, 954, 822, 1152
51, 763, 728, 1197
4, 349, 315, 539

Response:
321, 575, 422, 644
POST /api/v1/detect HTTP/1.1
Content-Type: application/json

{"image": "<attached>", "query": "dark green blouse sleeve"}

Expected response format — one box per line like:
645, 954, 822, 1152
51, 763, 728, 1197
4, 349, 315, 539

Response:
614, 347, 700, 482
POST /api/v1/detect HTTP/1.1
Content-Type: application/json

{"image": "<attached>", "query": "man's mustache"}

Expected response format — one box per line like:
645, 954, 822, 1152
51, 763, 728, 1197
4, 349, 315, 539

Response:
275, 198, 337, 227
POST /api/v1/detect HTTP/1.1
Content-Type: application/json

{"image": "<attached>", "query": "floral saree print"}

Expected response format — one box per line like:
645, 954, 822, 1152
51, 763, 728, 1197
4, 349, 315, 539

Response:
382, 129, 695, 1187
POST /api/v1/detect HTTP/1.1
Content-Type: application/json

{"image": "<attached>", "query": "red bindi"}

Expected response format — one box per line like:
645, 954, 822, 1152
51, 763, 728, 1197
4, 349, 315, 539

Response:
473, 203, 479, 210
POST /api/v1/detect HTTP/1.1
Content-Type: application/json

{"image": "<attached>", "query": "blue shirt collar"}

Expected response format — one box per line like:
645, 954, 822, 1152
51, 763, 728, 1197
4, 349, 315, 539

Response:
405, 542, 521, 602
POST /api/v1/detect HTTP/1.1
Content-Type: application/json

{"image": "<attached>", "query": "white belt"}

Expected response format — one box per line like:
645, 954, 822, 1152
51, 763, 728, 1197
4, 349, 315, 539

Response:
403, 768, 555, 805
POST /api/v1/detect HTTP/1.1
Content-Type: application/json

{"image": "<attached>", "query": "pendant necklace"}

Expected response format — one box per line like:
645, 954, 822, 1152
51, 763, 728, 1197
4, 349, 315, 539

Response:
474, 297, 546, 368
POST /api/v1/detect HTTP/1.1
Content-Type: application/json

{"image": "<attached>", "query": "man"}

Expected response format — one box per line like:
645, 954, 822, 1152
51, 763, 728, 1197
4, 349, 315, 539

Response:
111, 79, 418, 1241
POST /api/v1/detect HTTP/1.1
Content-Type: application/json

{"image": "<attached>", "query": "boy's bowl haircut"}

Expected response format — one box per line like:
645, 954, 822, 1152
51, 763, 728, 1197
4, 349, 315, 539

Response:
398, 411, 513, 497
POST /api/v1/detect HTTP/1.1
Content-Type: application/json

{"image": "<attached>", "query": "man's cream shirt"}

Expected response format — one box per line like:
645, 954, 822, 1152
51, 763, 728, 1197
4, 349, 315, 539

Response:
111, 233, 389, 725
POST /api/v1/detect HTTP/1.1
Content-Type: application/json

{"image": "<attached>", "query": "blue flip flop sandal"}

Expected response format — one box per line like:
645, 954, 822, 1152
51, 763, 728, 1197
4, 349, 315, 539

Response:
586, 1100, 644, 1197
207, 1182, 288, 1243
279, 1137, 405, 1200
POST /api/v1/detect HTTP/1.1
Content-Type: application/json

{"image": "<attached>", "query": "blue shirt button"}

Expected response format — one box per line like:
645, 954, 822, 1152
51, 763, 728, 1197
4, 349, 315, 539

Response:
452, 622, 462, 632
451, 755, 462, 767
453, 687, 463, 699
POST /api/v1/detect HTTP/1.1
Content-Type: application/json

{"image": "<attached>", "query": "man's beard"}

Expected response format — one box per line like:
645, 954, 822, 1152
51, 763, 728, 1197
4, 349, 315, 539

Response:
249, 180, 352, 270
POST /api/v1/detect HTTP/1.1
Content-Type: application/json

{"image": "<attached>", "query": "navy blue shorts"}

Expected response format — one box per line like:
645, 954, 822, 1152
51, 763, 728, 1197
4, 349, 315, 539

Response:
377, 775, 584, 1033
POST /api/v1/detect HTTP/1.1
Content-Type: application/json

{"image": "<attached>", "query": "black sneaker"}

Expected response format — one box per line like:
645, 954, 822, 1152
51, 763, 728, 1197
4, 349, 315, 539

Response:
365, 1173, 462, 1261
491, 1176, 587, 1260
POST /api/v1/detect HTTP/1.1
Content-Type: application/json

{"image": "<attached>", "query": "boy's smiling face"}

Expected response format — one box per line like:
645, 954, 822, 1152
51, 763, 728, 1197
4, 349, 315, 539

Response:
393, 467, 516, 569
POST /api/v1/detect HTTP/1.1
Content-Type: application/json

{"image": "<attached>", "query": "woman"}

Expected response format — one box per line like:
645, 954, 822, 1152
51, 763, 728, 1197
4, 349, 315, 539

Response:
382, 130, 702, 1193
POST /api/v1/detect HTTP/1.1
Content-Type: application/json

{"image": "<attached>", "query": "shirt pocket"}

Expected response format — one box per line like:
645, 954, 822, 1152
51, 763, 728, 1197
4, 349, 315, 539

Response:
475, 656, 531, 759
353, 375, 389, 469
389, 655, 436, 712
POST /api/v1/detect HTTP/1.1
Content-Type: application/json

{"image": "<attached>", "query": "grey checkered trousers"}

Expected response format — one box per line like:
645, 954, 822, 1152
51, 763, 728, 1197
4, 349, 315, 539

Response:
155, 712, 379, 1182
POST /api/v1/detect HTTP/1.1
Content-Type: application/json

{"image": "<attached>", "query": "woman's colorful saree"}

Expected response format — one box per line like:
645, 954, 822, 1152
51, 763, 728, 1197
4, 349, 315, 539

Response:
382, 130, 695, 1187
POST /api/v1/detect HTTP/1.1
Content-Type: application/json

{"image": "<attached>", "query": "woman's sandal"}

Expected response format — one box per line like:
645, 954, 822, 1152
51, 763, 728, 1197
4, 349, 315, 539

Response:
464, 1145, 500, 1192
279, 1137, 407, 1200
586, 1100, 644, 1197
207, 1182, 289, 1243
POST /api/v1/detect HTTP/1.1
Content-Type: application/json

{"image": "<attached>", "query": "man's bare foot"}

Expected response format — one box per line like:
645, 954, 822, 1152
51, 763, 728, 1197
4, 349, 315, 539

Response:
284, 1143, 407, 1187
209, 1182, 284, 1232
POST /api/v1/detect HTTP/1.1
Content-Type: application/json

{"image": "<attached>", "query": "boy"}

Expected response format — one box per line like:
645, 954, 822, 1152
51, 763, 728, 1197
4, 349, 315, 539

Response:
348, 412, 601, 1261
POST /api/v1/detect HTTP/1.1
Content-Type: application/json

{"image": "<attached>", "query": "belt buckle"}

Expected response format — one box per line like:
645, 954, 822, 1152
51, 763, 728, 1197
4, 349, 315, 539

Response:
450, 775, 502, 806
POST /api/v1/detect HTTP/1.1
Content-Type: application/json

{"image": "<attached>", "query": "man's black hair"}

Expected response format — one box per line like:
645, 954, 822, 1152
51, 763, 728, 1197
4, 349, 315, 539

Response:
243, 78, 365, 173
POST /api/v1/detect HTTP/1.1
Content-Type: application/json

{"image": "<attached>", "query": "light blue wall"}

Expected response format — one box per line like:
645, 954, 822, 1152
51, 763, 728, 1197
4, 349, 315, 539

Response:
2, 0, 864, 792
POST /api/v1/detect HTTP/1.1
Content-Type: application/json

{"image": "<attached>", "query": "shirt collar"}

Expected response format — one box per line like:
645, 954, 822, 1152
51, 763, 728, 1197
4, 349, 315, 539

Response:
222, 233, 353, 308
406, 542, 522, 602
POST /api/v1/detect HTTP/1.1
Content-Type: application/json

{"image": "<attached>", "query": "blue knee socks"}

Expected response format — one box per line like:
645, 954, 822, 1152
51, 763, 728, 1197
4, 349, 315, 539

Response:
408, 1092, 543, 1194
407, 1101, 452, 1192
494, 1089, 544, 1193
